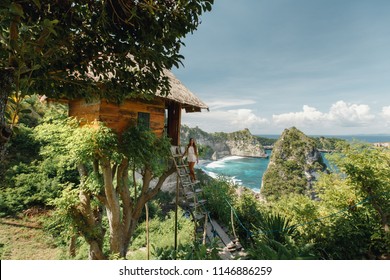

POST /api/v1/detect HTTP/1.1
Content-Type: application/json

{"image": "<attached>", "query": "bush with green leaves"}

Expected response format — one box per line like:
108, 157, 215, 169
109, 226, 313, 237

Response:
153, 240, 220, 260
268, 144, 390, 259
0, 106, 69, 216
130, 208, 194, 259
200, 174, 236, 226
248, 212, 316, 260
312, 144, 390, 259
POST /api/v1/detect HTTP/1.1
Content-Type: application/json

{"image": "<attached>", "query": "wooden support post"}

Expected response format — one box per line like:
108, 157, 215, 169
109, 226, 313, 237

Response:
167, 102, 181, 146
174, 174, 179, 257
203, 214, 208, 245
145, 202, 150, 260
231, 208, 238, 241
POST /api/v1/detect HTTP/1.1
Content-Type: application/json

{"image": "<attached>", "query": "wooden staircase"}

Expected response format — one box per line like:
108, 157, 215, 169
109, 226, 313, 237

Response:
171, 146, 207, 223
170, 146, 245, 260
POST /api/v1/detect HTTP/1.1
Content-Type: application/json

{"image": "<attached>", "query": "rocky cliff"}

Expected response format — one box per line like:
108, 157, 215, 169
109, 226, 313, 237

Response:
180, 125, 267, 160
260, 127, 326, 200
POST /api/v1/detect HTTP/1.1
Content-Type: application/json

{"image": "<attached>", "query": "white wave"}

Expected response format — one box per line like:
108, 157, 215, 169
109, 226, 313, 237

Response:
203, 170, 219, 179
219, 156, 245, 161
230, 176, 242, 186
202, 170, 242, 186
205, 161, 225, 168
204, 156, 245, 169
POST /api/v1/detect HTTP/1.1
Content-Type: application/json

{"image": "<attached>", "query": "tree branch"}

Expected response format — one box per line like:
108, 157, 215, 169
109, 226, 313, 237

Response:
145, 165, 176, 202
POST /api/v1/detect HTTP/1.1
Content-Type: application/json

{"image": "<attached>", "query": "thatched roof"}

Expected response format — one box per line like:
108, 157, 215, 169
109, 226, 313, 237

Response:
161, 70, 209, 113
45, 66, 208, 112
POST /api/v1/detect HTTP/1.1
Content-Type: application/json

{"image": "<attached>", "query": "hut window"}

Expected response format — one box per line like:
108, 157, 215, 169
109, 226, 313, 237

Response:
137, 112, 150, 130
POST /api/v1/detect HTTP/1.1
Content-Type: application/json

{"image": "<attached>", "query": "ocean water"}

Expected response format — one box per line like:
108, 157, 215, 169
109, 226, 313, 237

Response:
198, 150, 272, 192
259, 134, 390, 143
197, 135, 390, 192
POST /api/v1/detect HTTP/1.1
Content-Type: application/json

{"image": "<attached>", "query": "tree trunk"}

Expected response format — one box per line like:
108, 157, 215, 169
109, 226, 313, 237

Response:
76, 157, 176, 259
363, 184, 389, 233
122, 165, 176, 253
371, 197, 389, 233
0, 68, 14, 163
77, 164, 106, 259
101, 157, 127, 257
69, 235, 77, 258
88, 240, 106, 260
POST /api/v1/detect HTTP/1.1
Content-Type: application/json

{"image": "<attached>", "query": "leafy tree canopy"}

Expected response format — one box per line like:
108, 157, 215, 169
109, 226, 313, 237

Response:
0, 0, 214, 102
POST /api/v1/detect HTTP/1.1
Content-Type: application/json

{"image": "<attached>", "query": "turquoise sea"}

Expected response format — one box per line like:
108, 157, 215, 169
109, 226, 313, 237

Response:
198, 150, 272, 192
197, 135, 390, 193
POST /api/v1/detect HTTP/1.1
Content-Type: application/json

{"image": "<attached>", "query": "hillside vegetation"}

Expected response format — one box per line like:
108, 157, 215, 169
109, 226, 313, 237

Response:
1, 98, 389, 260
261, 127, 326, 200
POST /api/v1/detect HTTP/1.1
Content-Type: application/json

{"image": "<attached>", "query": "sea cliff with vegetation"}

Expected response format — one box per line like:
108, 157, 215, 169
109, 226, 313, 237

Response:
260, 127, 326, 200
180, 125, 268, 160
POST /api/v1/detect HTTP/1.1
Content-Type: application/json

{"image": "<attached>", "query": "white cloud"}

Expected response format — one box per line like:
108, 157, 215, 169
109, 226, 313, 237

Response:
273, 101, 376, 129
229, 109, 269, 127
207, 99, 257, 110
327, 101, 375, 127
183, 101, 385, 135
382, 106, 390, 124
273, 105, 326, 126
182, 108, 268, 133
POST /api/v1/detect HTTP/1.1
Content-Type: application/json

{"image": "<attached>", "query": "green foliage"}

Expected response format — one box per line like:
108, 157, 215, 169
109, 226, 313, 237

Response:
75, 122, 122, 164
0, 0, 214, 103
0, 124, 39, 179
5, 95, 46, 128
248, 212, 316, 260
270, 194, 319, 240
317, 144, 390, 259
255, 136, 277, 146
336, 144, 389, 207
201, 175, 236, 226
43, 186, 80, 244
261, 163, 307, 199
198, 141, 389, 260
0, 104, 71, 216
314, 210, 383, 259
261, 127, 326, 200
232, 188, 265, 240
122, 126, 171, 177
1, 0, 217, 259
130, 208, 194, 257
310, 136, 346, 151
153, 240, 220, 260
249, 235, 316, 260
267, 144, 390, 259
197, 144, 214, 159
256, 212, 297, 244
0, 163, 63, 214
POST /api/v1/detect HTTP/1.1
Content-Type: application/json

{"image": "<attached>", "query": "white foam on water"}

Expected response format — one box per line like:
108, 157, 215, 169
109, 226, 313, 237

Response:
205, 161, 225, 168
230, 176, 242, 186
203, 170, 219, 179
204, 156, 245, 169
220, 156, 245, 161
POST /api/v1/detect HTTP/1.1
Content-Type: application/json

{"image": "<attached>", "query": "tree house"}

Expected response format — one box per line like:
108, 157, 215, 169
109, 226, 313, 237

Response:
57, 71, 208, 145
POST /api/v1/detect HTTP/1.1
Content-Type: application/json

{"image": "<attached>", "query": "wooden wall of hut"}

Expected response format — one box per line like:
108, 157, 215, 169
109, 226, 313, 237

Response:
167, 102, 181, 146
68, 98, 166, 137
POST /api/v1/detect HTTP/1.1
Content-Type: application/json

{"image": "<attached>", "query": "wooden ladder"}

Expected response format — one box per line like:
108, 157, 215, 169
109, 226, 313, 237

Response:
170, 146, 245, 259
170, 146, 207, 234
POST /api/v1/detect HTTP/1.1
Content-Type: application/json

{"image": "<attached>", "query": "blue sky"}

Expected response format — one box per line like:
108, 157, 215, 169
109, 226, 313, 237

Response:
172, 0, 390, 135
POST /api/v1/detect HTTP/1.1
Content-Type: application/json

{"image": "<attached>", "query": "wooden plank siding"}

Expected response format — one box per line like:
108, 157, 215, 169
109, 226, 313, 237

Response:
167, 102, 181, 146
68, 98, 166, 137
